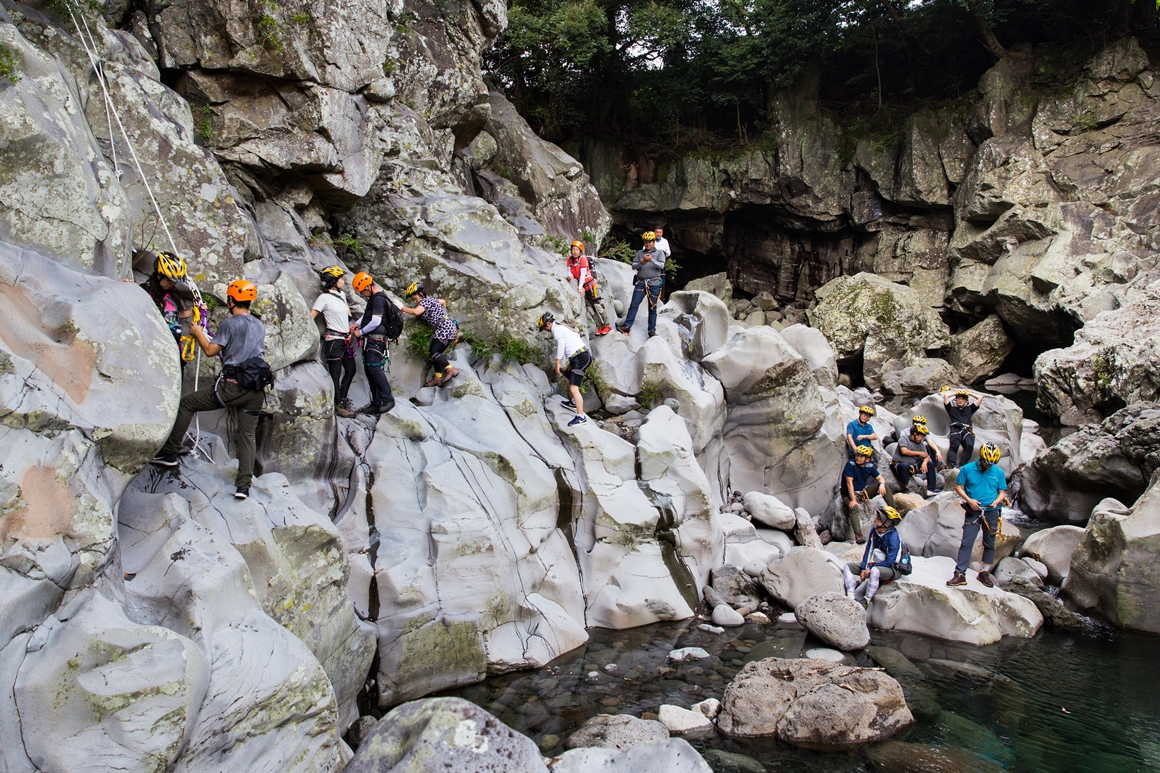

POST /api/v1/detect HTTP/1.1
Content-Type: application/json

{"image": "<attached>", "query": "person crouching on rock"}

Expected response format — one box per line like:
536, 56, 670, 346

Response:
890, 422, 941, 495
349, 272, 396, 415
947, 442, 1008, 588
538, 312, 590, 427
151, 279, 269, 501
401, 281, 460, 387
567, 240, 612, 336
842, 445, 892, 543
311, 266, 357, 417
843, 506, 904, 607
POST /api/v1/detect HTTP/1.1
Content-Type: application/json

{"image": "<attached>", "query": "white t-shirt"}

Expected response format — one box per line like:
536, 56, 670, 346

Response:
552, 323, 586, 360
654, 236, 671, 260
312, 290, 350, 334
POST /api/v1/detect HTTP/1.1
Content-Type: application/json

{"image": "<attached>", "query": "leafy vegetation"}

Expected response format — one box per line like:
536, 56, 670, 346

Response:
0, 44, 20, 84
194, 105, 214, 142
289, 11, 311, 23
637, 379, 664, 409
333, 234, 367, 257
407, 323, 434, 360
598, 239, 636, 264
469, 331, 545, 365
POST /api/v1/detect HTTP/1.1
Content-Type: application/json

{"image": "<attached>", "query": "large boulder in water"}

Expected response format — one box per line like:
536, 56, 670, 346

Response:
1018, 525, 1085, 585
565, 714, 670, 751
759, 547, 844, 608
1063, 479, 1160, 634
794, 592, 870, 651
716, 657, 913, 747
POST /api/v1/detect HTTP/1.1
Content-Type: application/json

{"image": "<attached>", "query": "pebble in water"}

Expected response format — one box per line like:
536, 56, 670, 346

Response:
804, 647, 846, 662
698, 624, 725, 634
668, 647, 711, 662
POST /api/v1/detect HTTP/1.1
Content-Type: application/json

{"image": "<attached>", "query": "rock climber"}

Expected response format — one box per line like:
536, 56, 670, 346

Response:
842, 444, 892, 543
845, 405, 879, 459
947, 441, 1008, 588
566, 240, 612, 336
400, 281, 459, 387
942, 387, 986, 467
890, 422, 941, 494
139, 251, 193, 356
653, 225, 671, 263
349, 272, 397, 415
539, 311, 590, 427
151, 279, 270, 501
843, 506, 904, 607
311, 266, 357, 417
617, 230, 665, 338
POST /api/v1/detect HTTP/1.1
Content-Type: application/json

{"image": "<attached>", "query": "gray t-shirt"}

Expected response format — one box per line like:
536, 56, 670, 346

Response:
633, 247, 666, 280
214, 313, 266, 367
892, 432, 928, 465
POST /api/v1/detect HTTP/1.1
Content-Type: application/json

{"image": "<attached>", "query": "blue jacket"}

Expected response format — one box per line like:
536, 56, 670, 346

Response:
861, 526, 902, 570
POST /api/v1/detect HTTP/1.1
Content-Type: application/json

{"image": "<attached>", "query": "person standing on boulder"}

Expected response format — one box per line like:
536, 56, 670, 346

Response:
617, 231, 665, 338
566, 240, 612, 336
151, 279, 270, 501
942, 387, 985, 467
311, 266, 357, 417
947, 442, 1008, 588
401, 281, 460, 387
842, 445, 892, 542
843, 506, 904, 607
846, 405, 879, 459
349, 272, 397, 415
538, 311, 590, 427
653, 225, 671, 263
890, 423, 941, 494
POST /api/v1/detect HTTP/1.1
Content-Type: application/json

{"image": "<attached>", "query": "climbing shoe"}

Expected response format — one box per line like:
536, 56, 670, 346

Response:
946, 572, 967, 587
439, 367, 459, 386
647, 331, 657, 338
616, 325, 630, 335
977, 570, 995, 588
561, 399, 576, 411
595, 326, 612, 336
359, 403, 381, 415
234, 486, 250, 501
335, 402, 357, 418
568, 415, 588, 427
150, 452, 179, 468
377, 398, 396, 414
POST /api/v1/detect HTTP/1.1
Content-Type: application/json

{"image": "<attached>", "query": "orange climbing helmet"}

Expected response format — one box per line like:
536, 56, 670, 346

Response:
571, 240, 584, 252
352, 272, 374, 293
226, 279, 257, 303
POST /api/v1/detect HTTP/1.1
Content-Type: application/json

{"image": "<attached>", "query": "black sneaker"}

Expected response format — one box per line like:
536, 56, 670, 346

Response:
234, 485, 250, 500
561, 399, 576, 410
359, 404, 380, 415
151, 452, 179, 468
376, 399, 396, 414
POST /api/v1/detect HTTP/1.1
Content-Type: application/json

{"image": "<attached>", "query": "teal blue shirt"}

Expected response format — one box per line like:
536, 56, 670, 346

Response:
956, 461, 1007, 507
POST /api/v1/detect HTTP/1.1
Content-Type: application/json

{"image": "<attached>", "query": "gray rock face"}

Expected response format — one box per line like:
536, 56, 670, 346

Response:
1018, 526, 1085, 585
759, 547, 844, 608
550, 738, 712, 773
716, 657, 913, 747
565, 714, 670, 751
993, 557, 1045, 590
794, 592, 870, 651
948, 315, 1014, 385
345, 698, 548, 773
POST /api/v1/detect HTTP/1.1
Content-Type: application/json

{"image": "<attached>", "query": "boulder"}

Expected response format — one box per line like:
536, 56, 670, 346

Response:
699, 750, 764, 773
565, 714, 670, 751
657, 705, 715, 738
709, 565, 761, 607
779, 324, 839, 388
712, 605, 746, 627
663, 291, 731, 361
344, 698, 548, 773
691, 698, 721, 719
992, 557, 1044, 590
865, 646, 924, 681
1002, 578, 1085, 631
948, 315, 1014, 384
867, 556, 1043, 646
668, 647, 711, 663
794, 508, 826, 550
549, 738, 712, 773
758, 547, 844, 608
1062, 476, 1160, 633
742, 491, 797, 530
891, 493, 928, 515
793, 592, 870, 651
716, 658, 913, 747
1018, 526, 1085, 584
879, 357, 960, 397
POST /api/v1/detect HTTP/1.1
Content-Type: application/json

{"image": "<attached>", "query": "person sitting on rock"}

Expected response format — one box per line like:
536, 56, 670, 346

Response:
538, 311, 590, 427
616, 230, 665, 338
947, 442, 1008, 588
311, 266, 357, 417
842, 445, 891, 542
151, 279, 269, 501
845, 405, 878, 459
843, 506, 904, 607
890, 422, 941, 494
140, 251, 193, 357
349, 272, 397, 415
401, 281, 460, 387
566, 240, 612, 336
942, 387, 985, 467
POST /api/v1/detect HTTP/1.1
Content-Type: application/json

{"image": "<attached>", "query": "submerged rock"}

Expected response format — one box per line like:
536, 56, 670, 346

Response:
865, 739, 1006, 773
565, 714, 669, 751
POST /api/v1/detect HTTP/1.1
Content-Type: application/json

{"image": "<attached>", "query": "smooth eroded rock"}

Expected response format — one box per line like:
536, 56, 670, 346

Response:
793, 592, 870, 651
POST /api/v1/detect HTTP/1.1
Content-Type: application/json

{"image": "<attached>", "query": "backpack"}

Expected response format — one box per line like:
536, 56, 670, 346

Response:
224, 357, 275, 391
897, 542, 913, 576
381, 296, 404, 342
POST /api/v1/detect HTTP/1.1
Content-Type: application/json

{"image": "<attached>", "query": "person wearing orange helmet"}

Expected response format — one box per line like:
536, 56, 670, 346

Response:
152, 278, 270, 500
348, 271, 397, 414
566, 240, 611, 336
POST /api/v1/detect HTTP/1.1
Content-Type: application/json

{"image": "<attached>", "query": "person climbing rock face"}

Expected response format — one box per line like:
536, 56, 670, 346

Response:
947, 442, 1008, 588
845, 405, 878, 459
151, 279, 270, 501
349, 272, 397, 415
566, 240, 611, 336
140, 251, 193, 356
843, 506, 904, 607
617, 230, 665, 338
401, 281, 460, 388
539, 311, 591, 427
942, 387, 985, 467
311, 266, 357, 417
890, 423, 942, 494
842, 445, 892, 543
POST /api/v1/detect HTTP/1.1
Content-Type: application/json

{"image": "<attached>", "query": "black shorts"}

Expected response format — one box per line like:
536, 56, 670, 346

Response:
323, 337, 351, 362
566, 350, 592, 386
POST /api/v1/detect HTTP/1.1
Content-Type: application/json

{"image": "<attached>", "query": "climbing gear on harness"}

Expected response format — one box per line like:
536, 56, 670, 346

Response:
858, 405, 875, 416
180, 334, 196, 362
353, 272, 374, 294
979, 442, 1001, 464
320, 265, 345, 286
571, 240, 584, 251
855, 444, 873, 458
641, 231, 656, 241
405, 281, 424, 297
537, 312, 554, 330
156, 252, 187, 280
227, 279, 257, 303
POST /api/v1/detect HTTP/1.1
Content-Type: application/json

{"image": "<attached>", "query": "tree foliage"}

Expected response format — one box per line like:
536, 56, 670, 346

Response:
486, 0, 1148, 150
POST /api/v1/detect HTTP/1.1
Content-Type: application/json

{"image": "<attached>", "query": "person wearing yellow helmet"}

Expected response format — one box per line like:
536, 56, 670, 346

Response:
948, 441, 1008, 588
400, 281, 460, 387
616, 229, 665, 338
140, 251, 194, 353
845, 405, 878, 460
942, 386, 986, 466
841, 444, 891, 543
566, 240, 612, 336
310, 266, 357, 417
152, 278, 269, 500
890, 422, 942, 494
843, 506, 905, 607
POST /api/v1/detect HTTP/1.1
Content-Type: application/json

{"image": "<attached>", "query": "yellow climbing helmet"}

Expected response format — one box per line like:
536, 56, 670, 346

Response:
537, 311, 555, 330
979, 442, 1001, 464
405, 281, 424, 297
641, 231, 656, 242
858, 405, 875, 416
879, 506, 902, 525
854, 445, 874, 458
320, 265, 345, 286
155, 252, 187, 281
955, 389, 971, 398
912, 415, 928, 425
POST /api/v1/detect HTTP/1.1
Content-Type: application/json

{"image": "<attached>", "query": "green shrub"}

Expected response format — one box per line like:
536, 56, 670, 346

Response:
333, 234, 366, 257
637, 379, 663, 409
289, 11, 310, 23
407, 323, 434, 359
194, 104, 213, 141
0, 44, 20, 84
599, 240, 635, 264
